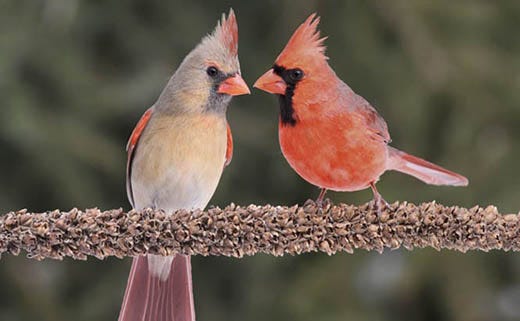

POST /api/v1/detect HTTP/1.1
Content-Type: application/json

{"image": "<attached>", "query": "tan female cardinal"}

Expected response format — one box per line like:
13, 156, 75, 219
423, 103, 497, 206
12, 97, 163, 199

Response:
119, 9, 249, 321
254, 14, 467, 207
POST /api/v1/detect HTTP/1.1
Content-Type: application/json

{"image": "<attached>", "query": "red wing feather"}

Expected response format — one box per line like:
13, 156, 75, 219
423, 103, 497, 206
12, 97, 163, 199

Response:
225, 123, 233, 167
354, 95, 391, 144
126, 107, 153, 207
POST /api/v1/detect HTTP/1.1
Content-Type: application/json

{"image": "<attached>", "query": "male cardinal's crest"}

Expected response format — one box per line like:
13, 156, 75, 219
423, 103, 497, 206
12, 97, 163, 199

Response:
277, 14, 328, 67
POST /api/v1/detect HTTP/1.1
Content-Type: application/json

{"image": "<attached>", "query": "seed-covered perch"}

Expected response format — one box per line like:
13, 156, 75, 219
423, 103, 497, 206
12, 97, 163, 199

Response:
0, 200, 518, 261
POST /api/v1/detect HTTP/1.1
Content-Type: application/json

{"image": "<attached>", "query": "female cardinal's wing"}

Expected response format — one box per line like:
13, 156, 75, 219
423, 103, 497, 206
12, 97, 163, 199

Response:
225, 123, 233, 167
126, 107, 154, 207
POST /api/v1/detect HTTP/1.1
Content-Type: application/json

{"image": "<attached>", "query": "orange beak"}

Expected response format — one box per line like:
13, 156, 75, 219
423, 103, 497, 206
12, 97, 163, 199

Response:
217, 74, 251, 96
253, 69, 287, 95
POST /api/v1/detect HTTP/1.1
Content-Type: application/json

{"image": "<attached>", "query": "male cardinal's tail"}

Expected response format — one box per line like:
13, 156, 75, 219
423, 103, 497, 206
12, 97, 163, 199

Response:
387, 147, 468, 186
118, 255, 196, 321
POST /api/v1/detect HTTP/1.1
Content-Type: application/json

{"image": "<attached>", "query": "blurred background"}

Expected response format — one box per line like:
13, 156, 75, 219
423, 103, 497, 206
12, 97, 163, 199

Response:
1, 1, 519, 320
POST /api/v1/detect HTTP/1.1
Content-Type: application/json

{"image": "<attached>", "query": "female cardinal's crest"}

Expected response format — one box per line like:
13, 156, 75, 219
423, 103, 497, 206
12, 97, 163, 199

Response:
213, 9, 239, 56
276, 13, 328, 66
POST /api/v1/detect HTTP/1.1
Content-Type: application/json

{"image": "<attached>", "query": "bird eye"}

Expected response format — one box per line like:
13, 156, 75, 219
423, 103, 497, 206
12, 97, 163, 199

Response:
206, 66, 219, 78
289, 68, 304, 81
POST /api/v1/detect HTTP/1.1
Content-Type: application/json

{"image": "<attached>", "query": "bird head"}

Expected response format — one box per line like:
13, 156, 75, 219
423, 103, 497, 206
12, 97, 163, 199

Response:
158, 9, 250, 114
253, 14, 332, 96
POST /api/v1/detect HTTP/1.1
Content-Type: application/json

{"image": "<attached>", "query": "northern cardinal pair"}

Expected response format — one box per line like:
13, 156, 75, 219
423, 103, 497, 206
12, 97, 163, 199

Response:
119, 10, 468, 321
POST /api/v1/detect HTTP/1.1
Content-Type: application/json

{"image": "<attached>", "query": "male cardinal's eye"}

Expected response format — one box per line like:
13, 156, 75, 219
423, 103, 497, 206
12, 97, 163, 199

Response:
206, 66, 219, 78
290, 68, 304, 81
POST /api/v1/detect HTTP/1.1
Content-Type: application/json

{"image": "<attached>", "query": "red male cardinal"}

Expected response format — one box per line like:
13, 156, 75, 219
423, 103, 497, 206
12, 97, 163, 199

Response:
119, 9, 249, 321
254, 14, 467, 207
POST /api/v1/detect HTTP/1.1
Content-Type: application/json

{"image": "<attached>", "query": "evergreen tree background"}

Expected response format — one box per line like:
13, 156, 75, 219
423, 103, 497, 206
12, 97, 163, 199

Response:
1, 1, 519, 320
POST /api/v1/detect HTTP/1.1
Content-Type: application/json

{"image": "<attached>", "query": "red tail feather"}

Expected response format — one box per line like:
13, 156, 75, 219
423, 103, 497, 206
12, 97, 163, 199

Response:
118, 255, 196, 321
387, 147, 468, 186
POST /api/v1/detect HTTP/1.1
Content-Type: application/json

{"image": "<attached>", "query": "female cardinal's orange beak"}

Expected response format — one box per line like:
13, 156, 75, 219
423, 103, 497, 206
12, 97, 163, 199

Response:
253, 69, 287, 95
217, 74, 251, 96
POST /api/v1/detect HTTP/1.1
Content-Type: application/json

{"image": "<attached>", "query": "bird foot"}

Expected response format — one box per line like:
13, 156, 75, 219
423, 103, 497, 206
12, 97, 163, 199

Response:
369, 182, 389, 217
315, 188, 328, 209
371, 196, 390, 217
316, 198, 332, 209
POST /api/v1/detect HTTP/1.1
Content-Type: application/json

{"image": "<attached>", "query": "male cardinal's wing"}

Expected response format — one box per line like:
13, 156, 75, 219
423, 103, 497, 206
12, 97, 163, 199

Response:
126, 107, 154, 207
225, 123, 233, 167
353, 94, 391, 144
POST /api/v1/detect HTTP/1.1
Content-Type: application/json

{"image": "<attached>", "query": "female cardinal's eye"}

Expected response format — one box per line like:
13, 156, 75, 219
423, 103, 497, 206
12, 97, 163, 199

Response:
206, 66, 219, 78
290, 68, 304, 81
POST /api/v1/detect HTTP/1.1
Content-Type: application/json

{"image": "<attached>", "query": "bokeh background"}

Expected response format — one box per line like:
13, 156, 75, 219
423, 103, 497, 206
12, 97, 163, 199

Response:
1, 1, 520, 320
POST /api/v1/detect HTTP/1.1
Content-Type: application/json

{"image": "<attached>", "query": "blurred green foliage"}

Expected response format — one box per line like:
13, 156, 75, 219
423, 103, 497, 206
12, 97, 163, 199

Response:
1, 1, 520, 320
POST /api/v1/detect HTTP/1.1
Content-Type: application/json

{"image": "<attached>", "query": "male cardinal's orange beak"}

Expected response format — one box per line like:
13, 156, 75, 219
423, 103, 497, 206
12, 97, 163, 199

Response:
253, 69, 287, 95
218, 74, 251, 96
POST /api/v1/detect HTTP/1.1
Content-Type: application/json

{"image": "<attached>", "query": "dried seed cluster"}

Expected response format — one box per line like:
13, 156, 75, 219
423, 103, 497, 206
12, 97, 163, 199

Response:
0, 200, 518, 261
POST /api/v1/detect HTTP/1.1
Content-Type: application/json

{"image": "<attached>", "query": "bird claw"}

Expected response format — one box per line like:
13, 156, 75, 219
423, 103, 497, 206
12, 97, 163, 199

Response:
369, 182, 389, 217
307, 196, 331, 212
372, 196, 389, 217
315, 188, 328, 209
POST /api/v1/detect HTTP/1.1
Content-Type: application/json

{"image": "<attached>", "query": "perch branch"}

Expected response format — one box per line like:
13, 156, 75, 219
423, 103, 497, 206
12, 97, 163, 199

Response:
0, 200, 519, 261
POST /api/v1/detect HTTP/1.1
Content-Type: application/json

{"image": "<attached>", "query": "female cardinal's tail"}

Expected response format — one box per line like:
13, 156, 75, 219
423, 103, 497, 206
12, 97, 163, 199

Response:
387, 147, 468, 186
118, 255, 196, 321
